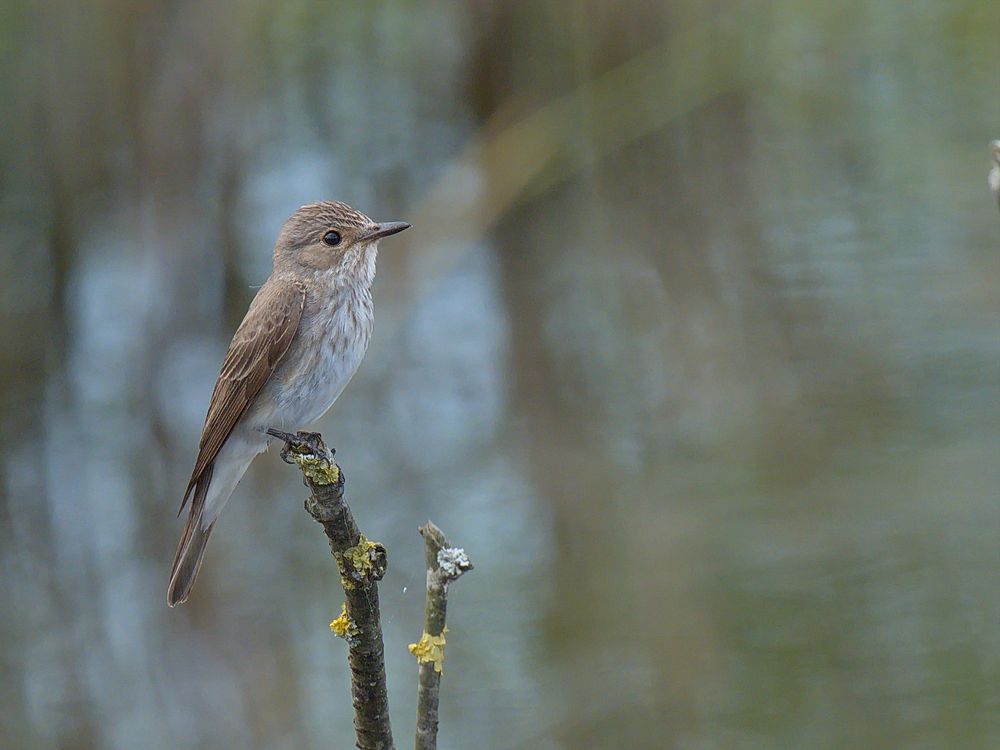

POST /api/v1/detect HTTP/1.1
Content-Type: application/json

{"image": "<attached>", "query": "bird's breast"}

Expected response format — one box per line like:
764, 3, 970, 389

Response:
265, 289, 374, 428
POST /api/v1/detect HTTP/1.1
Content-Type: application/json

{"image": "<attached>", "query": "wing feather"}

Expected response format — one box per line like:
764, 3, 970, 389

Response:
178, 278, 305, 512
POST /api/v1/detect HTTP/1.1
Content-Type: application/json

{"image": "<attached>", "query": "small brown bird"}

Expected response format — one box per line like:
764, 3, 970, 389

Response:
168, 201, 409, 606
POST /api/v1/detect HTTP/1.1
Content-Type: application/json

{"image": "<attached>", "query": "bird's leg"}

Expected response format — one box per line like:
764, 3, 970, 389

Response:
266, 428, 334, 464
266, 428, 299, 464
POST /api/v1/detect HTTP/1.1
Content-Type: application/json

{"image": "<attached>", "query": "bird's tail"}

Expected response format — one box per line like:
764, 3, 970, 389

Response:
167, 519, 215, 607
168, 436, 265, 606
168, 464, 215, 607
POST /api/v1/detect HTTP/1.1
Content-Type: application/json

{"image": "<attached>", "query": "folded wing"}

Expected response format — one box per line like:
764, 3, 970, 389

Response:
179, 278, 306, 513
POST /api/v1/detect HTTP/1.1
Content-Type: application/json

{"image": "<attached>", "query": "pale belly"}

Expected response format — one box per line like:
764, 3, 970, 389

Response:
280, 348, 365, 428
247, 298, 372, 432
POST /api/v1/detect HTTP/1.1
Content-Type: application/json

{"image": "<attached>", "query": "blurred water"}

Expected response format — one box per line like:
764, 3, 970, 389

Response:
2, 1, 1000, 748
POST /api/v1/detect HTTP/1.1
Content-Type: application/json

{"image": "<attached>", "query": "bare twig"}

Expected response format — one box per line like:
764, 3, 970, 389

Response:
268, 429, 395, 750
990, 140, 1000, 212
410, 522, 473, 750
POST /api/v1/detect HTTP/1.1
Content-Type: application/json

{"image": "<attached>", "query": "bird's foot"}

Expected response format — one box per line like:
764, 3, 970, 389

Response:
266, 428, 333, 464
266, 428, 298, 463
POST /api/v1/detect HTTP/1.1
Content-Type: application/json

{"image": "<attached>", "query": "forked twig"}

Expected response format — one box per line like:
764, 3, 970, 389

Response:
410, 521, 473, 750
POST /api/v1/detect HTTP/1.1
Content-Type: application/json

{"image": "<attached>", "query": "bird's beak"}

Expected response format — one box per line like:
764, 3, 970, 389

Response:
362, 221, 410, 241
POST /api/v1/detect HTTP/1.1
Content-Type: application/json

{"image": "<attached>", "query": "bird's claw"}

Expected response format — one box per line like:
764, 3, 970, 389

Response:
266, 428, 298, 463
266, 428, 334, 464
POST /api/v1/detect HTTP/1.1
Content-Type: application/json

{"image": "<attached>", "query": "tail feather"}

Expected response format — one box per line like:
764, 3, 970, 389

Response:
168, 463, 214, 607
168, 435, 266, 606
167, 520, 215, 607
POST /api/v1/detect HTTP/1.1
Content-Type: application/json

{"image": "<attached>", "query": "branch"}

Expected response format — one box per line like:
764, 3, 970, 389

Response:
268, 429, 395, 750
410, 521, 473, 750
990, 140, 1000, 212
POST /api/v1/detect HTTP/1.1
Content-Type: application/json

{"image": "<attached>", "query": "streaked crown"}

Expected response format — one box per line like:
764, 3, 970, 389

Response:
279, 201, 375, 248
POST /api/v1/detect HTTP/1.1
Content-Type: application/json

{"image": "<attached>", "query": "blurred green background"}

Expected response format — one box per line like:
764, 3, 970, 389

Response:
2, 1, 1000, 748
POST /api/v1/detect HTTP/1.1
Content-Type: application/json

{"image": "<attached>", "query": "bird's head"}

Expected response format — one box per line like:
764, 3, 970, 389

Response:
274, 200, 409, 282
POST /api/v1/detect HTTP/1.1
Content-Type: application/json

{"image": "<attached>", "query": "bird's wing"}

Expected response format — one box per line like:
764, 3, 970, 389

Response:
178, 278, 306, 513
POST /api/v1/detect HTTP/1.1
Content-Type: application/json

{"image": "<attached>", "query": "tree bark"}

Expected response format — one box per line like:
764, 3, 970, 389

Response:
411, 522, 473, 750
268, 429, 395, 750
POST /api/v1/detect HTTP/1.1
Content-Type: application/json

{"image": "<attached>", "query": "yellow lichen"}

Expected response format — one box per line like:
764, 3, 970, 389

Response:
329, 603, 358, 640
292, 452, 340, 485
335, 535, 379, 584
408, 628, 448, 673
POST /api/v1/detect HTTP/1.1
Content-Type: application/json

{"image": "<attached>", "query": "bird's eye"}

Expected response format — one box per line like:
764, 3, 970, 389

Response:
322, 230, 342, 247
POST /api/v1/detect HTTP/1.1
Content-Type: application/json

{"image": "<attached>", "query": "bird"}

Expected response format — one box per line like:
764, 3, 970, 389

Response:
168, 201, 409, 606
990, 140, 1000, 211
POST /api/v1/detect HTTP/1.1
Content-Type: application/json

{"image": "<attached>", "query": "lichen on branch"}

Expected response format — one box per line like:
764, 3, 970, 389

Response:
335, 534, 386, 589
330, 603, 359, 643
408, 629, 448, 673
